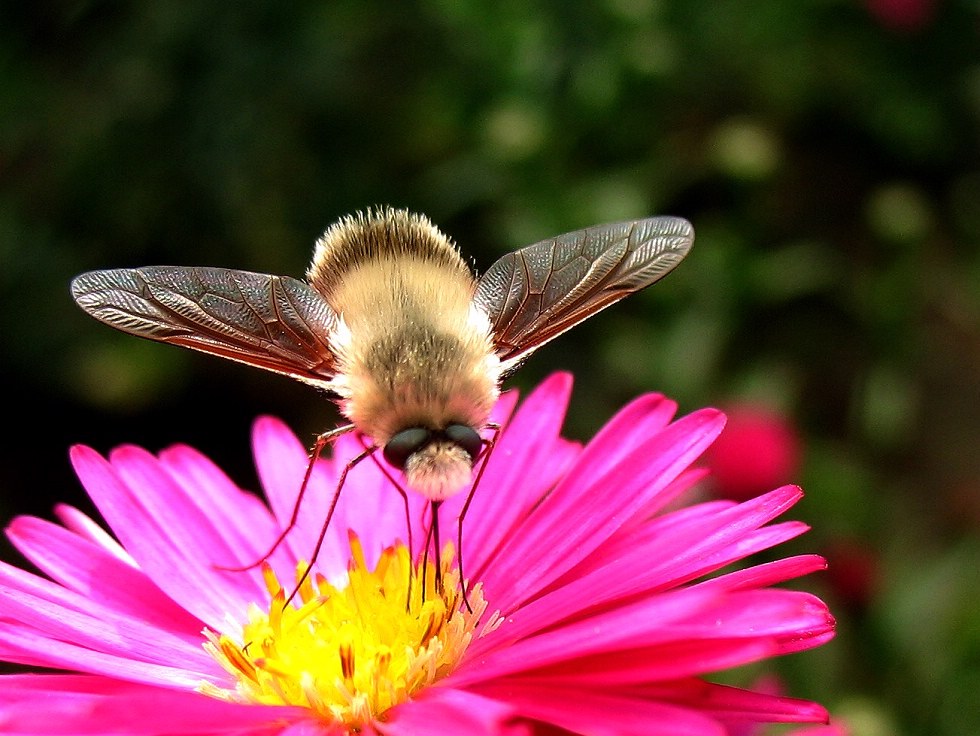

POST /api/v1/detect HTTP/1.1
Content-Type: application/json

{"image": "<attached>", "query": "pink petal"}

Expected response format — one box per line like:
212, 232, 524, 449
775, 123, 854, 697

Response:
5, 515, 201, 633
251, 415, 357, 578
489, 638, 779, 686
0, 674, 304, 734
277, 721, 352, 736
577, 486, 807, 593
278, 721, 352, 736
454, 372, 578, 577
622, 466, 710, 531
53, 504, 134, 563
459, 586, 721, 683
158, 444, 298, 574
0, 560, 212, 673
70, 445, 260, 628
637, 679, 830, 724
250, 416, 423, 581
109, 444, 275, 593
473, 679, 727, 736
0, 626, 218, 689
674, 589, 836, 656
696, 555, 828, 593
496, 489, 813, 639
381, 687, 519, 736
466, 585, 831, 686
570, 390, 679, 481
480, 407, 726, 613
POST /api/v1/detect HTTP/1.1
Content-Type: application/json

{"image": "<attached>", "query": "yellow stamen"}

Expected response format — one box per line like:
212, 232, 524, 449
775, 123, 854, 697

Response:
200, 534, 493, 732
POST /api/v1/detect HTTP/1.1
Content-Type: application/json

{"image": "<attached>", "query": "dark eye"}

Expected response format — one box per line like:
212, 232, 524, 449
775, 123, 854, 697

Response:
383, 428, 432, 469
443, 424, 482, 461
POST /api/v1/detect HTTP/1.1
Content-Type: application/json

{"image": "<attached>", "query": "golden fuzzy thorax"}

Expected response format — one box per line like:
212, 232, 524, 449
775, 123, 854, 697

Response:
308, 208, 501, 455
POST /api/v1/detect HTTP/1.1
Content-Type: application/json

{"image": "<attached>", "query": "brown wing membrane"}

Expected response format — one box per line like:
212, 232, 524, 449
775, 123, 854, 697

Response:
474, 216, 694, 368
70, 266, 339, 385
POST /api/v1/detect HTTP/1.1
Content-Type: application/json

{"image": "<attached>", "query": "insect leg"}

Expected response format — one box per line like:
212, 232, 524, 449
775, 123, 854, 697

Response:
363, 438, 416, 608
430, 500, 443, 596
216, 423, 355, 572
456, 422, 501, 613
284, 442, 377, 607
420, 505, 436, 602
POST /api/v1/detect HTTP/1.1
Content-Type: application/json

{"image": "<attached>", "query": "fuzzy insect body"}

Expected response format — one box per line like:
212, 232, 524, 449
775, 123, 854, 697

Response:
71, 207, 694, 503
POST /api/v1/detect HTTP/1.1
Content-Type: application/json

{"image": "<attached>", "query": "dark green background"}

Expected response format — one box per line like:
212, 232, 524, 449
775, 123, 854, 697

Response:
2, 2, 979, 734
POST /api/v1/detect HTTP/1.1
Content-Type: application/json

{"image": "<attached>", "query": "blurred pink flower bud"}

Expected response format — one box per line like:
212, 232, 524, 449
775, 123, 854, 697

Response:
866, 0, 936, 32
707, 404, 803, 501
825, 537, 880, 611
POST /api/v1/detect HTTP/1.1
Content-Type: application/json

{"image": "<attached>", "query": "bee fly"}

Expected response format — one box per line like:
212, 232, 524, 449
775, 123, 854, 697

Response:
71, 207, 694, 606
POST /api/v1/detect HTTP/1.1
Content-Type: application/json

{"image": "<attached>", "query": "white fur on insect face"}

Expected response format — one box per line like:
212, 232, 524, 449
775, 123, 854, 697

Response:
404, 440, 479, 501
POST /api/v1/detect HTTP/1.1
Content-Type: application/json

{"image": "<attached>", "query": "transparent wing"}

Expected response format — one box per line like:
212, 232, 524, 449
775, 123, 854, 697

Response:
70, 266, 339, 385
474, 216, 694, 369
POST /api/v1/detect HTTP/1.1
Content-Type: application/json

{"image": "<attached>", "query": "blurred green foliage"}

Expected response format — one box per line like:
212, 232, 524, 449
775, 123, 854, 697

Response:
2, 1, 979, 733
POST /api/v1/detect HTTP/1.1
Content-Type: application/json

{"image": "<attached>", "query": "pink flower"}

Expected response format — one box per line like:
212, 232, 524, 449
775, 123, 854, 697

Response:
0, 374, 834, 735
705, 403, 803, 502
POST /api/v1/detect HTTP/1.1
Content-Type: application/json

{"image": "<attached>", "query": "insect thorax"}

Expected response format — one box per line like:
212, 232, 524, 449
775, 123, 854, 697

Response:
353, 322, 499, 439
324, 261, 500, 445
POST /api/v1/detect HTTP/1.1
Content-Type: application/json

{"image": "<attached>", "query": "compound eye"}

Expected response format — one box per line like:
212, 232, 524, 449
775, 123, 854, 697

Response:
444, 424, 483, 461
383, 428, 432, 469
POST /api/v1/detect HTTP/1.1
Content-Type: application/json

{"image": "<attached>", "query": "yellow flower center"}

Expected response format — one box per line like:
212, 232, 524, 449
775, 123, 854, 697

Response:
199, 534, 495, 731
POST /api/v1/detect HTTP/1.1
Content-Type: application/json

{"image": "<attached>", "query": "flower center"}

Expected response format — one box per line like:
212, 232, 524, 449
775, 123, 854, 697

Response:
200, 534, 493, 730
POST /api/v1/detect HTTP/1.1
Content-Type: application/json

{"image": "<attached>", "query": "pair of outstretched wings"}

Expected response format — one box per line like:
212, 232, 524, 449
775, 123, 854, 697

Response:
70, 216, 694, 389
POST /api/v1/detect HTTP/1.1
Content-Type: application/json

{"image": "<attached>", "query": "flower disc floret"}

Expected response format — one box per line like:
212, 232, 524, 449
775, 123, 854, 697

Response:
202, 534, 492, 730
